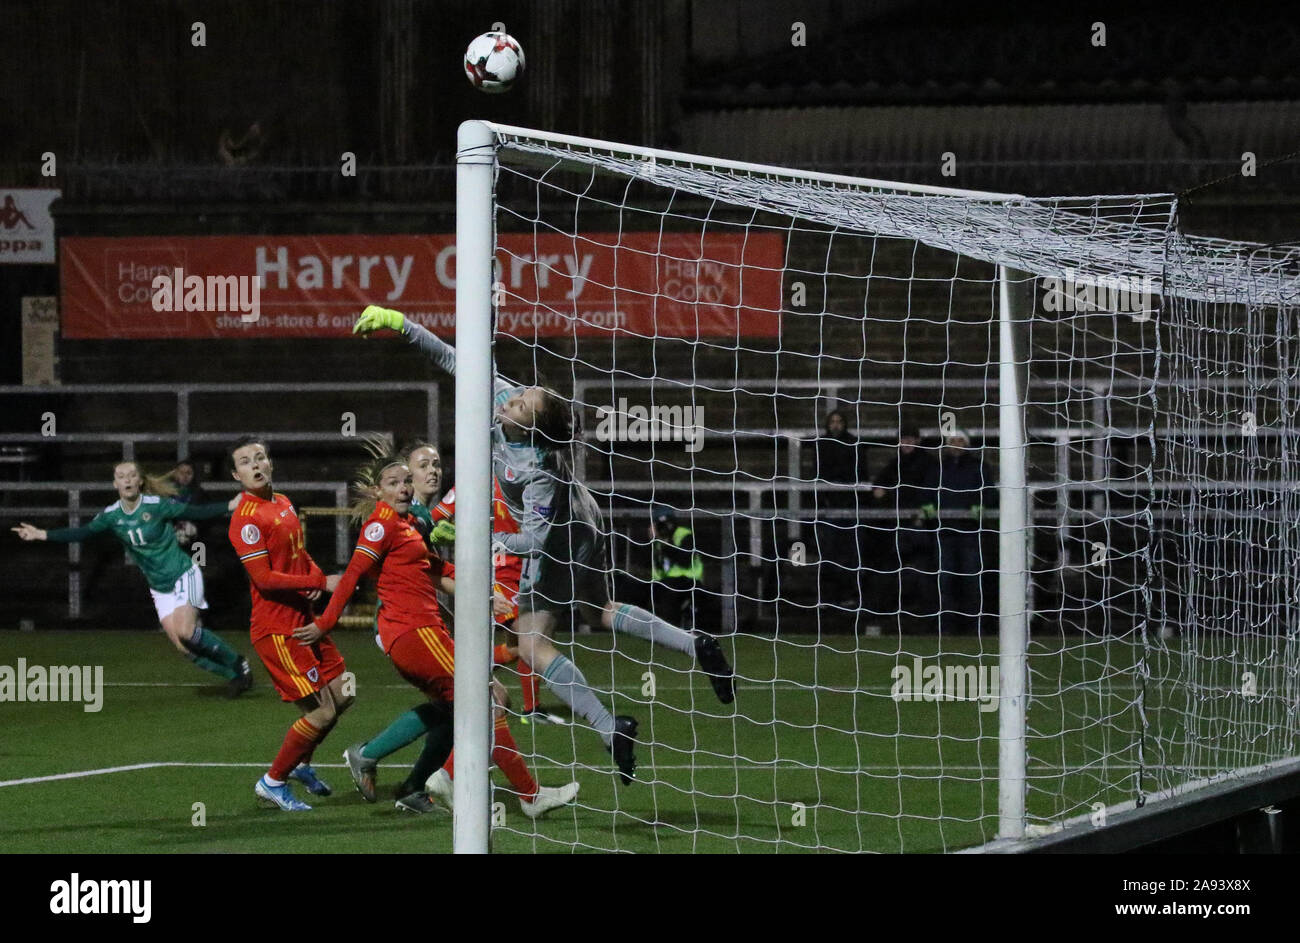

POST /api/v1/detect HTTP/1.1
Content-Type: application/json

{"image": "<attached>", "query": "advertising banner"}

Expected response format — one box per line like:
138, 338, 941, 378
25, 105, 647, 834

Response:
60, 233, 784, 339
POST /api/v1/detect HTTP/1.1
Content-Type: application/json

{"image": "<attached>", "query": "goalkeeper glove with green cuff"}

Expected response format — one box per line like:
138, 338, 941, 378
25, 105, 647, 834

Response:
354, 305, 406, 335
430, 520, 457, 544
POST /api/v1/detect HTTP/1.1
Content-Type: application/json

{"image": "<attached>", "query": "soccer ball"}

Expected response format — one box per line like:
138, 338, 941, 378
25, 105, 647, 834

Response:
464, 31, 525, 94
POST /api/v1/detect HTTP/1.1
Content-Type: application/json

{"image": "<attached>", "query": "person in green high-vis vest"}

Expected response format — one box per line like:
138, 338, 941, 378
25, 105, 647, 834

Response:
650, 506, 704, 632
12, 460, 254, 696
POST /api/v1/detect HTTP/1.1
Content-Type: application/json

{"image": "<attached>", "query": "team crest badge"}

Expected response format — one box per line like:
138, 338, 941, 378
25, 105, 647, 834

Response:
142, 513, 151, 522
306, 666, 320, 683
365, 522, 386, 542
241, 523, 261, 544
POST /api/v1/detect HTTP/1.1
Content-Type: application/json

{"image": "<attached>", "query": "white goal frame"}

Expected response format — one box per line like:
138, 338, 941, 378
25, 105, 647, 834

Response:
452, 119, 1033, 853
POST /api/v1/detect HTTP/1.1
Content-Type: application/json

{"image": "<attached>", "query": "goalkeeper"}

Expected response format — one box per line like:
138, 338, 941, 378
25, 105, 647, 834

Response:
352, 305, 737, 787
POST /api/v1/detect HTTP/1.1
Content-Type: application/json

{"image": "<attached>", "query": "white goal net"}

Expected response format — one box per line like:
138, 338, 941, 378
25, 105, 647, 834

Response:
450, 121, 1300, 853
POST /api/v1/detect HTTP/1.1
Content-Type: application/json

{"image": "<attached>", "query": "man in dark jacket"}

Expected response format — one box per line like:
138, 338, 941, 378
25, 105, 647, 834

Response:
924, 432, 996, 635
869, 425, 935, 627
810, 410, 867, 609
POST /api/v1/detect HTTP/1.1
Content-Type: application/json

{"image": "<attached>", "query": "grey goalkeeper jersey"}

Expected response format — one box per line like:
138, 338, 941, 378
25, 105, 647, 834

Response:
403, 322, 601, 557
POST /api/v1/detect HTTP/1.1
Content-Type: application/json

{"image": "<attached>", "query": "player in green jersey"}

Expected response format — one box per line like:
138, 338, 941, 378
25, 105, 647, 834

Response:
12, 460, 254, 695
406, 440, 443, 533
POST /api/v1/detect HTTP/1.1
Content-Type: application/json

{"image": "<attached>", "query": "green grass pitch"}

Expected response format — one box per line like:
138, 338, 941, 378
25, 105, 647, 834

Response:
0, 628, 1181, 853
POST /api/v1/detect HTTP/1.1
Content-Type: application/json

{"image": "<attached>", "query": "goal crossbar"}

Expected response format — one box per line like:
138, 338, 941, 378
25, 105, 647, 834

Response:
478, 123, 1300, 308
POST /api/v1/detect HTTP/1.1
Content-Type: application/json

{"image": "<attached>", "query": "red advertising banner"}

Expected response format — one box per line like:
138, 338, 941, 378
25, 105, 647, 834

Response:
60, 233, 784, 339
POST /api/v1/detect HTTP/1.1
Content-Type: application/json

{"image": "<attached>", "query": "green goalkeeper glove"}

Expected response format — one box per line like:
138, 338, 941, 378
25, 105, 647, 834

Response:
919, 503, 937, 520
969, 503, 986, 520
430, 519, 457, 544
354, 305, 406, 335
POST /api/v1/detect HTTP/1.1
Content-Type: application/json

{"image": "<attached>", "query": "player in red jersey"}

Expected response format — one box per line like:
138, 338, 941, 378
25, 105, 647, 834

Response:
302, 452, 577, 817
227, 436, 354, 812
424, 470, 559, 725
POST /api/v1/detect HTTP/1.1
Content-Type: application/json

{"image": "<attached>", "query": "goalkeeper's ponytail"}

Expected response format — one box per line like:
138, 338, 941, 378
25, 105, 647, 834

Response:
533, 386, 579, 479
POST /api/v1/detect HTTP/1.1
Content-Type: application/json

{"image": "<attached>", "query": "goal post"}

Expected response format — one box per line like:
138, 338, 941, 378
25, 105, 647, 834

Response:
997, 264, 1031, 840
452, 119, 1300, 853
452, 118, 496, 854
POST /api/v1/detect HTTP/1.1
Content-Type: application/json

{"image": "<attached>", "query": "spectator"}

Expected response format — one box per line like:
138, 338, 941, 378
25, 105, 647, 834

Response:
170, 459, 206, 504
649, 506, 703, 630
169, 458, 208, 549
868, 425, 935, 627
811, 409, 867, 609
924, 432, 996, 635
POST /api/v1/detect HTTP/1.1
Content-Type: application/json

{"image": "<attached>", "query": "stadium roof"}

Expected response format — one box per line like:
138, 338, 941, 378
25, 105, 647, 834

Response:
685, 9, 1300, 110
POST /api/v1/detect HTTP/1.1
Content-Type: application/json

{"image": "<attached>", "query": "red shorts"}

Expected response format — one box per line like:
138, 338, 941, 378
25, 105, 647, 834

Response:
389, 626, 455, 703
254, 633, 347, 703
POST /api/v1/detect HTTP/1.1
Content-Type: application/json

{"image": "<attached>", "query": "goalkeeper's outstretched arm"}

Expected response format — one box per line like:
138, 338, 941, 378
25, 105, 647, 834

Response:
354, 305, 457, 375
354, 304, 517, 399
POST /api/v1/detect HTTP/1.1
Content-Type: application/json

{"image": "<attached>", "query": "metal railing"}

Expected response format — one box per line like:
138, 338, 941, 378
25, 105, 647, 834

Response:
0, 382, 442, 463
5, 377, 1295, 629
6, 473, 1280, 632
5, 480, 352, 620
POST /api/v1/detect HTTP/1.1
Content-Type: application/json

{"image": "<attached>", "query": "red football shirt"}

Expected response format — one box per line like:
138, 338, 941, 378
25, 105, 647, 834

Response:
431, 479, 523, 595
316, 501, 453, 653
229, 491, 326, 640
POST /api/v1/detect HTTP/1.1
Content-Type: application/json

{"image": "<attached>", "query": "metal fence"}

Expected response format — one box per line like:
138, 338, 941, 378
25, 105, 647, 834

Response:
4, 378, 1293, 631
0, 382, 441, 463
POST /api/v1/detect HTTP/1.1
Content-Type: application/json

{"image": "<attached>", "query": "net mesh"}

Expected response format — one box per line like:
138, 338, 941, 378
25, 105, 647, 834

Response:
460, 127, 1300, 852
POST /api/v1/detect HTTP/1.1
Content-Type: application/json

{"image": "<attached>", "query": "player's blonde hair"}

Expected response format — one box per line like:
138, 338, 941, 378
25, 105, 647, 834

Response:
349, 433, 407, 524
113, 460, 178, 498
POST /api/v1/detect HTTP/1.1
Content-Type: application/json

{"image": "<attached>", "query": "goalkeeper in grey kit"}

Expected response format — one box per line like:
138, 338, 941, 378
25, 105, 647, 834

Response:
353, 305, 735, 786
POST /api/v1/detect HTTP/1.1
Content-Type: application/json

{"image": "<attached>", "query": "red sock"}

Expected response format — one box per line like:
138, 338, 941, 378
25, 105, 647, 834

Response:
300, 719, 337, 766
519, 659, 540, 712
441, 750, 455, 778
492, 716, 537, 800
493, 643, 513, 666
269, 717, 321, 781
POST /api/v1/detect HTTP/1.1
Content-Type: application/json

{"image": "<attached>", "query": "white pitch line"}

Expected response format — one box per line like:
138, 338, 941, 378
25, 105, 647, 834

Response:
0, 760, 1190, 788
0, 761, 924, 786
100, 680, 1150, 693
0, 762, 184, 787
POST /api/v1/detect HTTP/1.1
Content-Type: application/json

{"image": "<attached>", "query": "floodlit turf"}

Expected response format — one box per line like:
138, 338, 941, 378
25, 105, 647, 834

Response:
0, 627, 1253, 853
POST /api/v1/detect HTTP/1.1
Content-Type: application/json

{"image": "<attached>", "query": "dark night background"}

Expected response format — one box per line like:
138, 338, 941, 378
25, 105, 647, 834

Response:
1, 0, 1298, 627
3, 0, 1297, 387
